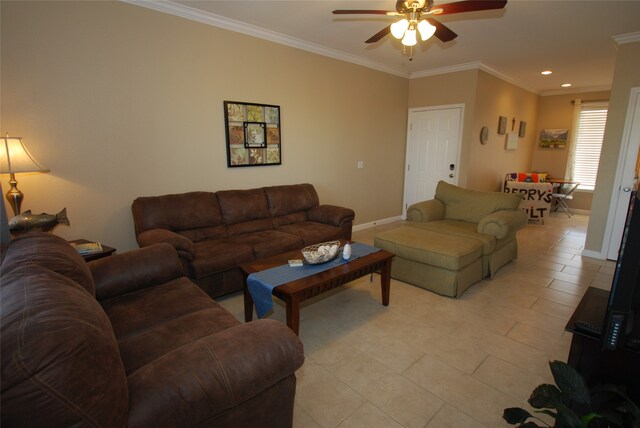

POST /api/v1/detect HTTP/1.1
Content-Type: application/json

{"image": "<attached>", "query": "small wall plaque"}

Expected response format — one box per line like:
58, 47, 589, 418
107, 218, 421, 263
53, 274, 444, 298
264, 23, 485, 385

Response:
498, 116, 507, 135
480, 126, 489, 144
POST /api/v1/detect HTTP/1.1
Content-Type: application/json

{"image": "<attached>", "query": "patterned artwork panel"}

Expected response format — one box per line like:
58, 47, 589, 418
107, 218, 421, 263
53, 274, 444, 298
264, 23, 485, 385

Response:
224, 101, 281, 167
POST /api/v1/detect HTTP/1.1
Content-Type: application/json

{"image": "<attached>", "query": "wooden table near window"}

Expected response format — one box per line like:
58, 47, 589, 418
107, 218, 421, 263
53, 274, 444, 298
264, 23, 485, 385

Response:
69, 239, 116, 262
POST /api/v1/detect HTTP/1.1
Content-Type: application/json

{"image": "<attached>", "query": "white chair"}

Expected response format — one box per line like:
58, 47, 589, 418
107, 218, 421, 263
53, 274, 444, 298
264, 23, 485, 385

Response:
551, 192, 574, 217
549, 179, 580, 217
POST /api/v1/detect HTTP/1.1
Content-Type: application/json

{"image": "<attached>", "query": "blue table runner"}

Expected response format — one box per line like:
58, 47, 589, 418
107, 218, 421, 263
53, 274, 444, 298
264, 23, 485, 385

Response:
247, 242, 380, 318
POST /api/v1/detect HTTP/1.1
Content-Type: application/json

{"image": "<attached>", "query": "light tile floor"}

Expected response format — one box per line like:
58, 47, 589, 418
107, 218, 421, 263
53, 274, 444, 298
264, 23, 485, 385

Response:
217, 213, 615, 428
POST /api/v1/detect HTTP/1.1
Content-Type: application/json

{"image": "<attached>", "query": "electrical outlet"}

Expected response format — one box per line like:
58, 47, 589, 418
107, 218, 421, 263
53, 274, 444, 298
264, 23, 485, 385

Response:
357, 160, 364, 169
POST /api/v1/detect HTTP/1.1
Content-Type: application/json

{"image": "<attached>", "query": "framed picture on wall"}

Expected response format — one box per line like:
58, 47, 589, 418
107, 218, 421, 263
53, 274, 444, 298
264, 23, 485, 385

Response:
498, 116, 507, 135
519, 121, 527, 137
539, 128, 568, 149
224, 101, 281, 167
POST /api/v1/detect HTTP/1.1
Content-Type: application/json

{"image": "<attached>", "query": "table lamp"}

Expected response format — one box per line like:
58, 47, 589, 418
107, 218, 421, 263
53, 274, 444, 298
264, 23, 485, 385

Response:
0, 134, 49, 216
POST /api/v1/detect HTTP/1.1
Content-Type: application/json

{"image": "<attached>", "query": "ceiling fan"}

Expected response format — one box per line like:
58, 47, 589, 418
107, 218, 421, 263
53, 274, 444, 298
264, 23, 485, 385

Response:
333, 0, 507, 59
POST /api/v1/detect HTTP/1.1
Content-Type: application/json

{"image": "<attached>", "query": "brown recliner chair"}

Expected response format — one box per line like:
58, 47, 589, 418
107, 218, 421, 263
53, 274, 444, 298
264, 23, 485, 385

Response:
1, 233, 304, 427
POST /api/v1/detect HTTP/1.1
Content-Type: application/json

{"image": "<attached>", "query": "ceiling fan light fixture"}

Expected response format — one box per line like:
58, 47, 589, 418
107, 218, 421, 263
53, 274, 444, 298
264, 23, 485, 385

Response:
390, 18, 409, 39
417, 19, 436, 41
401, 27, 417, 46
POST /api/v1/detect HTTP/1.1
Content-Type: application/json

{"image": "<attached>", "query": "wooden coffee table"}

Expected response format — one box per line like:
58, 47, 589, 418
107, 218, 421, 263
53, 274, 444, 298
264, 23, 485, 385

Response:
240, 243, 393, 335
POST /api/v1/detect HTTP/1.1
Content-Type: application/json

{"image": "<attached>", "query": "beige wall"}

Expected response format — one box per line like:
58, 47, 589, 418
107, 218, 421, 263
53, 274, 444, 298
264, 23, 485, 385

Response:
1, 1, 409, 251
586, 41, 640, 254
531, 90, 610, 211
408, 70, 478, 187
408, 69, 538, 191
470, 71, 538, 191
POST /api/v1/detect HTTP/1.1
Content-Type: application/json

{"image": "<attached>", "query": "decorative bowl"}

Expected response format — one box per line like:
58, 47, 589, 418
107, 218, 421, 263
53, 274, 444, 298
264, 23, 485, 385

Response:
302, 241, 341, 264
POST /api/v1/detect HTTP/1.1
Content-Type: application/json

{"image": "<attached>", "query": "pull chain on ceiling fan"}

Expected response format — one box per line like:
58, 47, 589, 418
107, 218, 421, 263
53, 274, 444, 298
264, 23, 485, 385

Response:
332, 0, 507, 60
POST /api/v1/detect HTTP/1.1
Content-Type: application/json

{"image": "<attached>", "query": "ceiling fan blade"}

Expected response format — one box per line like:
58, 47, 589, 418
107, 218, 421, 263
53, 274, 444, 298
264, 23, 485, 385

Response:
365, 25, 391, 43
435, 0, 507, 15
332, 9, 392, 15
426, 18, 457, 42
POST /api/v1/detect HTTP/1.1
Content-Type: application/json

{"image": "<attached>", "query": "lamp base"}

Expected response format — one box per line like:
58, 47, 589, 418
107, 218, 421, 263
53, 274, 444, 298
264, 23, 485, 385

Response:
6, 174, 23, 216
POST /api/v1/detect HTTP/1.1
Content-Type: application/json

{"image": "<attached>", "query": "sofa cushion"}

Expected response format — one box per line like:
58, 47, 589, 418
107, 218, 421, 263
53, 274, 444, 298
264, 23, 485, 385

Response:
189, 240, 254, 278
275, 222, 344, 246
407, 220, 496, 255
217, 188, 271, 225
435, 181, 522, 223
1, 232, 95, 295
227, 230, 304, 259
1, 265, 128, 427
272, 211, 308, 227
264, 183, 319, 217
374, 227, 483, 271
132, 192, 225, 240
100, 278, 240, 374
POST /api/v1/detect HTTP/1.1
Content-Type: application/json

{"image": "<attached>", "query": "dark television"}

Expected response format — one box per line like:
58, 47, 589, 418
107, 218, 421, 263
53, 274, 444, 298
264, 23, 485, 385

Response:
601, 188, 640, 351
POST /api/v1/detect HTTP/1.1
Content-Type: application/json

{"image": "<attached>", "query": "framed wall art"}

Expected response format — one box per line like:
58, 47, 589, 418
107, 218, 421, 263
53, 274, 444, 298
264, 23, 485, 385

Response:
539, 128, 568, 149
224, 101, 281, 167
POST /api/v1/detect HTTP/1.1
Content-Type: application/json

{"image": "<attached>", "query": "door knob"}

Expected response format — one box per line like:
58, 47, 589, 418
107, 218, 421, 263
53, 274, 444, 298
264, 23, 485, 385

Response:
623, 187, 631, 192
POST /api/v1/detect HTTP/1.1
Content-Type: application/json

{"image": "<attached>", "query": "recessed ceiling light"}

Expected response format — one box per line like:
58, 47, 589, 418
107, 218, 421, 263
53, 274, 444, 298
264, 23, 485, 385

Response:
541, 70, 553, 75
561, 83, 572, 87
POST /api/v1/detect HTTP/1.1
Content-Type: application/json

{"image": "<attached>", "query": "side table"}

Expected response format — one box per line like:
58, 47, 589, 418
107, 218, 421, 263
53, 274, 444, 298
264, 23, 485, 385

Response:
69, 239, 116, 262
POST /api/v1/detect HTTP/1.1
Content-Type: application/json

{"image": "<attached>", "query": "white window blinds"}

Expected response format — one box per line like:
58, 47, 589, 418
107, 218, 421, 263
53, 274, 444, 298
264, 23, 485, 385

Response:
570, 102, 608, 191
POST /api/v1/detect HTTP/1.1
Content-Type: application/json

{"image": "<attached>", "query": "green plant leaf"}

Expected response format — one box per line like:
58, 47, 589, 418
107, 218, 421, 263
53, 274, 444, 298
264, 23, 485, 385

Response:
593, 384, 640, 420
555, 404, 583, 428
535, 409, 558, 419
549, 361, 590, 405
580, 412, 601, 426
529, 384, 563, 409
504, 407, 534, 424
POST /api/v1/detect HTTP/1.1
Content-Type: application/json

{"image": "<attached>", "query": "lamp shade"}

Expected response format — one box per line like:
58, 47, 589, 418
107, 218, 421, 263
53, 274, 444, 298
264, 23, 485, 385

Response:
417, 20, 436, 41
0, 136, 48, 174
401, 28, 417, 46
390, 19, 409, 39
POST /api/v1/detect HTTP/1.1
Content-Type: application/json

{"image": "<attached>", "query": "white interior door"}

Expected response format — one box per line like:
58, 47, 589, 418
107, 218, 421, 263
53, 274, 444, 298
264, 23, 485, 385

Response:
403, 105, 463, 216
606, 88, 640, 260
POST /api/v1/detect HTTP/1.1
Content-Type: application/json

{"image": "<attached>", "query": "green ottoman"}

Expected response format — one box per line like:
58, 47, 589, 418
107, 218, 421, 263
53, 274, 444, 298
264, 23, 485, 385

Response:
374, 226, 484, 297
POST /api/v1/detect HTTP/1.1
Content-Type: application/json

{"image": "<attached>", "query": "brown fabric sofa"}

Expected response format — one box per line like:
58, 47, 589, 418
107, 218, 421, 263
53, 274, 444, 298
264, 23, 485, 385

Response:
1, 233, 304, 428
132, 183, 355, 297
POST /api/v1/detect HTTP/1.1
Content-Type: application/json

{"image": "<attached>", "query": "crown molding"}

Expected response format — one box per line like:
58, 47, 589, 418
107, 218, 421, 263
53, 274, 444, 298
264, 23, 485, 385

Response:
121, 0, 409, 78
410, 61, 538, 94
409, 61, 482, 79
121, 0, 547, 94
540, 85, 611, 97
478, 63, 539, 94
613, 31, 640, 45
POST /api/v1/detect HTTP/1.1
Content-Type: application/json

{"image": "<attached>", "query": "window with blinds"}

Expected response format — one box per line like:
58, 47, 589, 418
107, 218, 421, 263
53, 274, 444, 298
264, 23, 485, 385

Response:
572, 103, 608, 190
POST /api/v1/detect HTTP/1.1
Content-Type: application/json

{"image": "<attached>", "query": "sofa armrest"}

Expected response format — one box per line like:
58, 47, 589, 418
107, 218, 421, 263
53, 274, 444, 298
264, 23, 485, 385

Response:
307, 204, 355, 227
137, 228, 195, 261
406, 199, 445, 222
90, 243, 185, 301
126, 319, 305, 427
477, 210, 527, 240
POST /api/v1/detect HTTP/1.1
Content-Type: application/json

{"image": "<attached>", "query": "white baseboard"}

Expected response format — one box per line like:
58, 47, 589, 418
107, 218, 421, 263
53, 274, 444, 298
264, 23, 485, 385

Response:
581, 248, 606, 260
353, 215, 403, 232
570, 208, 590, 216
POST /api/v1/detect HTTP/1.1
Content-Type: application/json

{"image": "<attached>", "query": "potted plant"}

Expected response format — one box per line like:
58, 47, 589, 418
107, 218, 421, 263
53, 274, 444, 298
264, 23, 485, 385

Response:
503, 360, 640, 427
